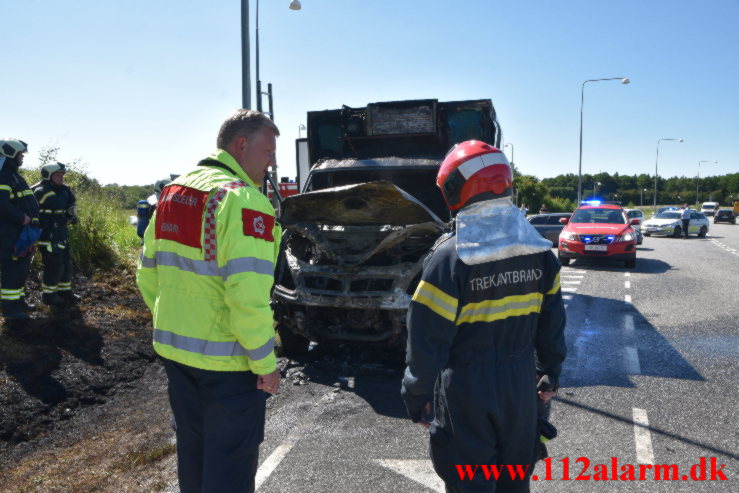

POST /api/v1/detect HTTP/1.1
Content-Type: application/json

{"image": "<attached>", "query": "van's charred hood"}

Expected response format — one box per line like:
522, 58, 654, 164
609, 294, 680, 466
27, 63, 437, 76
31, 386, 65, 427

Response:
280, 180, 444, 227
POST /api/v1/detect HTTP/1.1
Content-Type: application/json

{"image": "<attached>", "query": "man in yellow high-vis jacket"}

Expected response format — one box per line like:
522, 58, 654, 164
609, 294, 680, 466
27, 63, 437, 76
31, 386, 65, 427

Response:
136, 110, 281, 493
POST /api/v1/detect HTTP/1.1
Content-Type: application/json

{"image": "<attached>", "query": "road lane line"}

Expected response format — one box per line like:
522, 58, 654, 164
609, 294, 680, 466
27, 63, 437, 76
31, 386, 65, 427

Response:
624, 272, 631, 277
632, 408, 655, 464
562, 287, 578, 293
561, 280, 581, 285
625, 281, 631, 289
624, 347, 641, 374
255, 390, 335, 490
624, 314, 634, 335
375, 459, 444, 492
561, 275, 584, 278
562, 294, 573, 300
624, 294, 632, 304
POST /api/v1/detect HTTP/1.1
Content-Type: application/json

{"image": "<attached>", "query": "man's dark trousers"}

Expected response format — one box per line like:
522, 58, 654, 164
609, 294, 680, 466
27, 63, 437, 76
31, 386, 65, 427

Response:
682, 219, 690, 237
164, 359, 266, 493
1, 255, 32, 316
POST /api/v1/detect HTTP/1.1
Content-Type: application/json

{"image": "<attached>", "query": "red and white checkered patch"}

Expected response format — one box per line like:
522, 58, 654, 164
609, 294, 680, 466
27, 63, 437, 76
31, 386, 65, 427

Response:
203, 181, 249, 261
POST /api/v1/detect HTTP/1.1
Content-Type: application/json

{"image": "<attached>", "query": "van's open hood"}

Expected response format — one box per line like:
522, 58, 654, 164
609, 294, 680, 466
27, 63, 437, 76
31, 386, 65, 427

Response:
280, 180, 444, 227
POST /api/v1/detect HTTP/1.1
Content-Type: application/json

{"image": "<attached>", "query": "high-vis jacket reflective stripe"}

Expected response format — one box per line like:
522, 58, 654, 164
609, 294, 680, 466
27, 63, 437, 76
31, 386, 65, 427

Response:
136, 150, 281, 374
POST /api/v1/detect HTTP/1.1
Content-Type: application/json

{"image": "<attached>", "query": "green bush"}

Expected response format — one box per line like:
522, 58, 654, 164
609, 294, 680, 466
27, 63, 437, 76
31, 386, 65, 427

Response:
67, 190, 141, 274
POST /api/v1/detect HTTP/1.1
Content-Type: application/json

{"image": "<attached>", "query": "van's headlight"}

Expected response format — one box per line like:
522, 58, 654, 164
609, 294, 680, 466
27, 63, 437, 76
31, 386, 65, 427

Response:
616, 232, 635, 242
560, 231, 578, 241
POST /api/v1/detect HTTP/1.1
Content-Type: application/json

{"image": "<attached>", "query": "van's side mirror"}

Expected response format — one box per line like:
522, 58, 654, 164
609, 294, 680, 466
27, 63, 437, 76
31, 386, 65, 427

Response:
559, 217, 569, 224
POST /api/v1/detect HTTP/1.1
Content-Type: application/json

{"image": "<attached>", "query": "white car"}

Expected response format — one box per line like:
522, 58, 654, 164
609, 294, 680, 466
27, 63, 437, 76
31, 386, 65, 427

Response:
642, 210, 710, 238
624, 209, 644, 245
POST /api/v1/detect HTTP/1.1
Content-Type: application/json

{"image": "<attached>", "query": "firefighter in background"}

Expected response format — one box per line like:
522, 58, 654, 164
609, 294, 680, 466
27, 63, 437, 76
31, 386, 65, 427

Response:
0, 139, 40, 323
136, 176, 179, 238
401, 141, 567, 492
33, 162, 79, 306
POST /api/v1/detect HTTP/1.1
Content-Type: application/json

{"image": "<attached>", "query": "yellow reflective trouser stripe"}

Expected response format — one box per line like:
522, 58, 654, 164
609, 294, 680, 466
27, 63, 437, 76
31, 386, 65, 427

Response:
22, 190, 33, 197
40, 209, 65, 214
457, 292, 544, 325
39, 191, 56, 204
0, 184, 11, 192
546, 272, 561, 295
42, 284, 59, 293
412, 280, 458, 322
1, 288, 23, 300
153, 328, 276, 361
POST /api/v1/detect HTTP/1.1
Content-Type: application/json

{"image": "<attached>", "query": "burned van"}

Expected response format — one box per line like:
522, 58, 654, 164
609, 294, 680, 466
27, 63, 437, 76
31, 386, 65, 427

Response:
273, 99, 501, 354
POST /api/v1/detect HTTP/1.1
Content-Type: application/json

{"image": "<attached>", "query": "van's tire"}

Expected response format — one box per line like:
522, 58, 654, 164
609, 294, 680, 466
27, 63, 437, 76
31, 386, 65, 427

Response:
558, 255, 571, 266
277, 324, 310, 358
698, 226, 707, 237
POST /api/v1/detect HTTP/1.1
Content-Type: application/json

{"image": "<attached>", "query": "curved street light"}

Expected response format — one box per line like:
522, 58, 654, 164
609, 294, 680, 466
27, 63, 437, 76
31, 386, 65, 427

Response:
696, 160, 717, 203
504, 143, 514, 164
577, 77, 630, 204
653, 138, 684, 212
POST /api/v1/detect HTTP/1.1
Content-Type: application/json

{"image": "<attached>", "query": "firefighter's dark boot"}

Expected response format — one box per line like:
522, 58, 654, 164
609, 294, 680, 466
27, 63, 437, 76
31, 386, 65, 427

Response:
2, 300, 30, 323
42, 292, 65, 307
20, 298, 36, 312
59, 291, 81, 304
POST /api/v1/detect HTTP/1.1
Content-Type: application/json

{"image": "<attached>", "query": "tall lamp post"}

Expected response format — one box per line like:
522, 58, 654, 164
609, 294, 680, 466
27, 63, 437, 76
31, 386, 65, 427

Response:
577, 77, 630, 204
242, 0, 301, 109
641, 188, 647, 206
696, 160, 717, 204
504, 143, 514, 164
653, 138, 683, 212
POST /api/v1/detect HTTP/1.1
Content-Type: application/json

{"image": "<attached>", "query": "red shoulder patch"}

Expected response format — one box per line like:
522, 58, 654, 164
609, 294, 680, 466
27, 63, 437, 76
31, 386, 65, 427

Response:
154, 185, 209, 248
242, 209, 275, 242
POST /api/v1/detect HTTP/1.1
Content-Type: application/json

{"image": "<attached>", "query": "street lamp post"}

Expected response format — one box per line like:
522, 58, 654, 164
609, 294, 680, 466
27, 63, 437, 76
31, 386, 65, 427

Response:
653, 138, 684, 212
577, 77, 630, 204
593, 181, 601, 198
696, 160, 717, 204
504, 143, 514, 164
641, 188, 647, 206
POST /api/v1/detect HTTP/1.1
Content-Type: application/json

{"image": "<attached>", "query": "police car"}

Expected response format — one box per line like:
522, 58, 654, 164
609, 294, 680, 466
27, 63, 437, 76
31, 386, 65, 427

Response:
642, 209, 710, 237
558, 201, 639, 268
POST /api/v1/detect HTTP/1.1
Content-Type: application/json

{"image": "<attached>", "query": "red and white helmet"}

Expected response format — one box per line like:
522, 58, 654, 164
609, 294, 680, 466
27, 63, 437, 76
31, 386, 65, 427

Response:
436, 140, 512, 211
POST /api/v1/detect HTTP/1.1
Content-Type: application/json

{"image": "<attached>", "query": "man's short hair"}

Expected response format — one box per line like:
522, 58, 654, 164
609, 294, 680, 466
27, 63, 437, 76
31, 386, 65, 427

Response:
216, 109, 280, 149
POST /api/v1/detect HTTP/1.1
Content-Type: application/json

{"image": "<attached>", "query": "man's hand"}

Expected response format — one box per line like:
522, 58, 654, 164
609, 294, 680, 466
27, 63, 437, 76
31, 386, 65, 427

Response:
418, 402, 433, 429
21, 214, 31, 226
538, 391, 556, 403
257, 369, 281, 395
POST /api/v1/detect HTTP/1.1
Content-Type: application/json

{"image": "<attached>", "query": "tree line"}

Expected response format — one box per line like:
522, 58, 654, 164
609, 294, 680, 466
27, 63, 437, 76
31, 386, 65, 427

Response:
513, 168, 739, 214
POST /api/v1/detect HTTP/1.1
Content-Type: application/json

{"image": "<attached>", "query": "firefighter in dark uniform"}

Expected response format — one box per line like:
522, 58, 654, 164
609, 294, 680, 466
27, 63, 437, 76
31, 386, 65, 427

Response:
33, 162, 79, 306
401, 141, 567, 492
0, 139, 40, 323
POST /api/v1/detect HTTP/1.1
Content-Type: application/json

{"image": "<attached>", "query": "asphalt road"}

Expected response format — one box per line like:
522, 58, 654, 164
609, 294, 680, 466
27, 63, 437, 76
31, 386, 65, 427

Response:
248, 222, 739, 492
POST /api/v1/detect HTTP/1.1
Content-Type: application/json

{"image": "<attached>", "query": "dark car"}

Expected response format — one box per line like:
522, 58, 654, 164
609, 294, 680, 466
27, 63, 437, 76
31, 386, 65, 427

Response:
714, 209, 736, 224
527, 213, 571, 243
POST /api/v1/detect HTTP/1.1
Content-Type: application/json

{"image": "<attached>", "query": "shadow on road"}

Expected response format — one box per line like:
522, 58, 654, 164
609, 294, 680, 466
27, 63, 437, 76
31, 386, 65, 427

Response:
567, 257, 671, 274
561, 294, 704, 388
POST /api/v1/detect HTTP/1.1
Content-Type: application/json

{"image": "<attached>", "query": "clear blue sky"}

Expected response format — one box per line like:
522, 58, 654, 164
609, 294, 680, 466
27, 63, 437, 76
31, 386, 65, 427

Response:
4, 0, 738, 186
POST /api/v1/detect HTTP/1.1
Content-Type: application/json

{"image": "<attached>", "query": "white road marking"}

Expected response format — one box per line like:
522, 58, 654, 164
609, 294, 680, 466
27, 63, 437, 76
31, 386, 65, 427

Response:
624, 294, 632, 304
708, 236, 739, 257
561, 280, 581, 285
624, 314, 634, 335
562, 269, 587, 274
625, 281, 631, 289
624, 272, 631, 277
255, 390, 335, 490
562, 287, 578, 293
624, 347, 641, 374
561, 275, 584, 279
632, 408, 655, 464
562, 294, 573, 300
375, 459, 444, 492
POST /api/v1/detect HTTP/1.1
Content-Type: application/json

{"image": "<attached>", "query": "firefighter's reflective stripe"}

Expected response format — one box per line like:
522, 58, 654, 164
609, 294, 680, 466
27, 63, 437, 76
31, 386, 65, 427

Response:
39, 209, 66, 214
39, 191, 56, 204
38, 241, 52, 252
0, 184, 11, 193
42, 283, 58, 293
153, 328, 275, 361
145, 251, 273, 280
1, 288, 23, 300
9, 189, 34, 199
58, 281, 71, 291
457, 292, 544, 325
546, 272, 561, 295
412, 280, 458, 322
